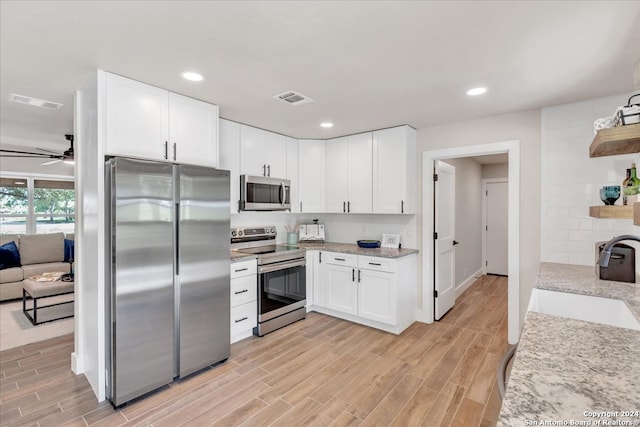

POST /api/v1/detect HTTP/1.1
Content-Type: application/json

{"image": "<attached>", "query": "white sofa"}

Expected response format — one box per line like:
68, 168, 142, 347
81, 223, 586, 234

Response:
0, 232, 72, 301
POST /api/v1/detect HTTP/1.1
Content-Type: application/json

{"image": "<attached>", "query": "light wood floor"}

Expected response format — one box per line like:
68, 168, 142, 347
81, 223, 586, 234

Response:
0, 275, 508, 427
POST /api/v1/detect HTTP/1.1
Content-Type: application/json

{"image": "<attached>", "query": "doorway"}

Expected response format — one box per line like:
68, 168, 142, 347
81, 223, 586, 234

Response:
483, 179, 508, 276
421, 140, 521, 345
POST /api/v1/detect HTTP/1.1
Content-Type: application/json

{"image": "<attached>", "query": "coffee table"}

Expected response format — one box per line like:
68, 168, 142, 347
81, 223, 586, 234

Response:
22, 277, 74, 325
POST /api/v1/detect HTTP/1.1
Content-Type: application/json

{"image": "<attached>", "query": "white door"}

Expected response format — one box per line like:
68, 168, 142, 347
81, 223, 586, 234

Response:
434, 160, 456, 320
486, 181, 508, 275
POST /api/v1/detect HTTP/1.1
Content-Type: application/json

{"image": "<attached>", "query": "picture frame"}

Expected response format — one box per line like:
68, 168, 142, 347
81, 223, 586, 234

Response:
381, 233, 400, 249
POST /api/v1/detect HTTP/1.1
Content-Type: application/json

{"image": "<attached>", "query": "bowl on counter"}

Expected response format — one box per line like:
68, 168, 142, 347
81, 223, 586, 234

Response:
357, 240, 381, 248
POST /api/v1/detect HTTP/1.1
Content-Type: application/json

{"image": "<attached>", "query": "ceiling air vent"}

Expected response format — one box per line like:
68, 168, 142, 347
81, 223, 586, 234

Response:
9, 93, 63, 110
273, 90, 314, 106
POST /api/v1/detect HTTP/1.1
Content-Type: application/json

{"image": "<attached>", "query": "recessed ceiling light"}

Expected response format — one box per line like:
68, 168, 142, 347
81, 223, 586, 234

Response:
181, 71, 204, 82
466, 87, 487, 96
320, 122, 334, 128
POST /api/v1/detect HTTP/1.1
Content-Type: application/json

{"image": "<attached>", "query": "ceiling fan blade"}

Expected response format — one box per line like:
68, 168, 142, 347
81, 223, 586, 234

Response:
36, 147, 62, 155
41, 159, 62, 165
0, 154, 61, 159
0, 148, 54, 157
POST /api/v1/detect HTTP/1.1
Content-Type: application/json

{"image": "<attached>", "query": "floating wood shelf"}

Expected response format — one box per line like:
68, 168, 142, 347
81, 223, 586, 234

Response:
589, 124, 640, 157
589, 205, 633, 219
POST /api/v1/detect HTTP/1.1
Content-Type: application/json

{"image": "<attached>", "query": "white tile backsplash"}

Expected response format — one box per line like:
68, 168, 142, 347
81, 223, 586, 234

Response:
541, 93, 640, 267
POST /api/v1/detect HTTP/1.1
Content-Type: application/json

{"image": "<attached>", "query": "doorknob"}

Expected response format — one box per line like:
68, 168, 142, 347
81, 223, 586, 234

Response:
453, 240, 460, 246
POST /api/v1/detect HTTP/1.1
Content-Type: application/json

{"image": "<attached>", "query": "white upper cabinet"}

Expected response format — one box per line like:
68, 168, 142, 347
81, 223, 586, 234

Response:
105, 73, 169, 160
286, 137, 300, 213
168, 92, 218, 167
240, 125, 287, 178
325, 133, 372, 213
104, 72, 219, 168
325, 137, 349, 212
298, 139, 326, 213
372, 126, 416, 214
219, 119, 241, 213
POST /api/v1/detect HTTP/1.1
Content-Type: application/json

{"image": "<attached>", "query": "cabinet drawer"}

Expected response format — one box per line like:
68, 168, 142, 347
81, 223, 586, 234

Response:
231, 275, 257, 307
358, 256, 397, 273
230, 301, 257, 335
324, 252, 358, 267
231, 259, 257, 279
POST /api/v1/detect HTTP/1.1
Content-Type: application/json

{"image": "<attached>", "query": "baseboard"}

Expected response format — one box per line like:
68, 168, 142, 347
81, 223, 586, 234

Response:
71, 351, 83, 374
456, 268, 483, 297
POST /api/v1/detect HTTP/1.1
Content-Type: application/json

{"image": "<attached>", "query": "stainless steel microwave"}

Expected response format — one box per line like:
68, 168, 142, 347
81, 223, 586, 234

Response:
240, 175, 291, 211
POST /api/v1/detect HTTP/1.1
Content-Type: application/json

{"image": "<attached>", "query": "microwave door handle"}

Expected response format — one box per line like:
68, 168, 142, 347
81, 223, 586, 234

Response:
280, 182, 285, 206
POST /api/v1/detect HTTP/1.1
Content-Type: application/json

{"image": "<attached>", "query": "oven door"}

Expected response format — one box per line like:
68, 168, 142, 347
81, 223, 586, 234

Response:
258, 259, 306, 322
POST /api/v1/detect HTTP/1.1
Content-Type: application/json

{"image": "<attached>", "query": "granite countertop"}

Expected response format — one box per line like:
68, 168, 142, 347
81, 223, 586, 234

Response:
298, 241, 419, 259
498, 262, 640, 426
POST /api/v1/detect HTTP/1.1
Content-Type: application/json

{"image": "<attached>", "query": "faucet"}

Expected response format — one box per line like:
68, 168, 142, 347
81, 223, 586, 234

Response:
597, 235, 640, 267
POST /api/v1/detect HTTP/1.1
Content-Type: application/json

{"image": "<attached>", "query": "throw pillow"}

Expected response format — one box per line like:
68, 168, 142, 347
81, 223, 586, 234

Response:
64, 239, 75, 262
0, 241, 21, 270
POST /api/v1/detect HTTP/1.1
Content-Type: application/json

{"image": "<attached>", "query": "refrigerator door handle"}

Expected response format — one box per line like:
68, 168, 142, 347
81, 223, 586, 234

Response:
175, 202, 180, 275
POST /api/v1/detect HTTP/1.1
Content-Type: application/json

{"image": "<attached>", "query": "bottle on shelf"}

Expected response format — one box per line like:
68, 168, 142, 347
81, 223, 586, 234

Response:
622, 168, 632, 205
624, 163, 640, 205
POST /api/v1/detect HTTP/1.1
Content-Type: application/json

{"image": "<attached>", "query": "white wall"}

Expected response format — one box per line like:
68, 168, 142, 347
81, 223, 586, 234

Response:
541, 93, 640, 266
417, 109, 542, 328
443, 157, 483, 287
482, 163, 508, 179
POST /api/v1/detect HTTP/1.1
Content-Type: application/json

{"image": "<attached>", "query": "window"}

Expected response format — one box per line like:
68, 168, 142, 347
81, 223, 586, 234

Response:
0, 176, 75, 235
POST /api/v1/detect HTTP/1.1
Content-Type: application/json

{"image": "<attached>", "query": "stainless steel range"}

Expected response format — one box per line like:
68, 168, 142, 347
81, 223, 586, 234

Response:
230, 226, 306, 336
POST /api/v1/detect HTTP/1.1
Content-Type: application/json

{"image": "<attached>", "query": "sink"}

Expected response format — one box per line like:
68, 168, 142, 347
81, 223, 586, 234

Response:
528, 288, 640, 331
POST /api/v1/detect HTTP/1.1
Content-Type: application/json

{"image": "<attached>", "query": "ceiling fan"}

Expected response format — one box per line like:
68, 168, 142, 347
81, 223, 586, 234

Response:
0, 134, 74, 165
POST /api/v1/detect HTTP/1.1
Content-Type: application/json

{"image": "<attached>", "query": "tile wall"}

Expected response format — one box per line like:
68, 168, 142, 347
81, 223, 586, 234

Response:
541, 93, 639, 266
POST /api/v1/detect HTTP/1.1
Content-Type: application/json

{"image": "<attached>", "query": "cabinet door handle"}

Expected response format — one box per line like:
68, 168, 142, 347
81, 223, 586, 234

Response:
319, 252, 322, 263
334, 257, 345, 262
300, 201, 302, 212
164, 141, 168, 160
263, 164, 266, 176
347, 201, 350, 213
401, 200, 404, 214
343, 201, 346, 213
234, 317, 248, 323
357, 270, 361, 282
234, 267, 248, 272
369, 262, 382, 266
234, 289, 249, 294
352, 268, 355, 282
267, 164, 271, 177
173, 143, 177, 161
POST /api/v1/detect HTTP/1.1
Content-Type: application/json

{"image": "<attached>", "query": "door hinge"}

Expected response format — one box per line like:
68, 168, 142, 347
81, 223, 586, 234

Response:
486, 190, 488, 196
433, 173, 438, 181
433, 232, 438, 240
485, 225, 488, 231
434, 290, 438, 298
486, 260, 488, 266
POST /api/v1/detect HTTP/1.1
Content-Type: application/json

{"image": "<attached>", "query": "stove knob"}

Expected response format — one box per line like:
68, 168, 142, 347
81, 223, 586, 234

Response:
238, 230, 244, 237
231, 230, 237, 237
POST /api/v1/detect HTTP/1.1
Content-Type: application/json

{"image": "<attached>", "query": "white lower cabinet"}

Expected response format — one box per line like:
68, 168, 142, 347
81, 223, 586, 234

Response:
310, 251, 416, 334
230, 259, 257, 343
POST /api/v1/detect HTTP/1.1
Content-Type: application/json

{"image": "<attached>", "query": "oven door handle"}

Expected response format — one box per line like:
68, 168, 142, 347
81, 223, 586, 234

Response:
259, 259, 306, 274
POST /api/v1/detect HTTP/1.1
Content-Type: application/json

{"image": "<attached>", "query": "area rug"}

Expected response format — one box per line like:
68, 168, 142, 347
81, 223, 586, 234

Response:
11, 301, 74, 330
0, 298, 75, 351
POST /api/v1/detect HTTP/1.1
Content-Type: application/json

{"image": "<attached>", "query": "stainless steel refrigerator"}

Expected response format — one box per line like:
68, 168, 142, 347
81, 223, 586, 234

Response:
105, 157, 230, 407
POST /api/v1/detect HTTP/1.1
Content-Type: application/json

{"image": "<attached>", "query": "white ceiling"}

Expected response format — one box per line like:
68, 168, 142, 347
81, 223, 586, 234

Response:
1, 1, 639, 159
